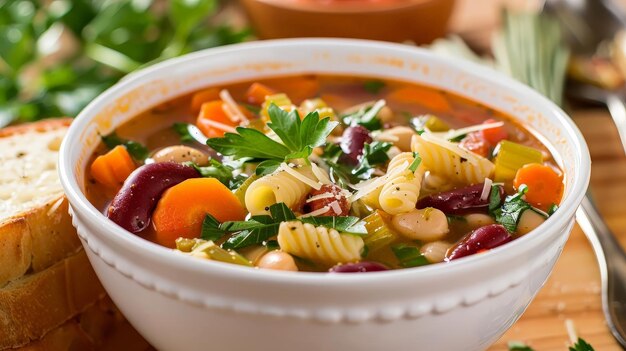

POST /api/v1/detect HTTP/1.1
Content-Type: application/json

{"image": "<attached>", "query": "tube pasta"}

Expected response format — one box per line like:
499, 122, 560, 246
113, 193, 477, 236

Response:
277, 221, 364, 264
379, 152, 425, 215
411, 133, 495, 185
245, 166, 315, 215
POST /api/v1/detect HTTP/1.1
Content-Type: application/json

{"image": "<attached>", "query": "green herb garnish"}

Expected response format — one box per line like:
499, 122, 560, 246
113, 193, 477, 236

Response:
101, 132, 149, 160
342, 100, 385, 131
446, 214, 467, 224
494, 184, 531, 232
408, 152, 422, 172
350, 141, 393, 179
206, 104, 338, 168
363, 80, 386, 94
265, 240, 280, 251
488, 184, 504, 214
507, 341, 535, 351
187, 160, 247, 190
173, 123, 195, 143
208, 203, 366, 249
548, 203, 559, 216
569, 338, 595, 351
391, 244, 429, 268
201, 214, 225, 242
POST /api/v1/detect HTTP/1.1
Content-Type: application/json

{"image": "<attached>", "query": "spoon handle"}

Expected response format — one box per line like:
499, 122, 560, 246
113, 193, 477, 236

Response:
576, 194, 626, 348
605, 94, 626, 155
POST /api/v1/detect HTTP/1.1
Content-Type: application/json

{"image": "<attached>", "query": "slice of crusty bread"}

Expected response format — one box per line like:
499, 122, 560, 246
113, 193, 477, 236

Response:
15, 297, 153, 351
0, 250, 106, 349
0, 119, 82, 287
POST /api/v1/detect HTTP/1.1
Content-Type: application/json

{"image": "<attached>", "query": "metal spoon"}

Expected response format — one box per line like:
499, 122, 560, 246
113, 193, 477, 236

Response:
544, 0, 626, 347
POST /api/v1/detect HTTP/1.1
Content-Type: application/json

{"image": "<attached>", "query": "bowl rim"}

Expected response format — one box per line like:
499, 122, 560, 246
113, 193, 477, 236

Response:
59, 38, 590, 285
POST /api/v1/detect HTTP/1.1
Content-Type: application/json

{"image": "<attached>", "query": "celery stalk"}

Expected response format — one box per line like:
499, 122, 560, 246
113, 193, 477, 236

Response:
494, 140, 543, 181
363, 210, 398, 253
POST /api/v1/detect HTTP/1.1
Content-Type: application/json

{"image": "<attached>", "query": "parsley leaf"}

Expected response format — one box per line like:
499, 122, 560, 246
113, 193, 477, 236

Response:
507, 341, 535, 351
363, 80, 386, 94
206, 127, 291, 160
201, 214, 225, 242
207, 103, 338, 164
172, 123, 195, 143
220, 203, 367, 249
408, 152, 422, 172
569, 338, 595, 351
494, 185, 531, 232
255, 159, 282, 176
187, 160, 246, 190
342, 99, 385, 131
101, 132, 149, 160
488, 184, 504, 214
351, 141, 392, 179
548, 203, 559, 216
391, 244, 430, 268
222, 203, 296, 249
300, 216, 367, 236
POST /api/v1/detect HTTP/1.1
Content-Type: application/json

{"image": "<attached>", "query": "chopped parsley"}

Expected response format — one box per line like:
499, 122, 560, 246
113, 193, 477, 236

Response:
363, 80, 386, 94
172, 122, 195, 143
206, 103, 338, 169
408, 152, 422, 172
187, 160, 247, 190
342, 100, 385, 131
206, 203, 366, 250
391, 244, 429, 268
569, 338, 595, 351
494, 185, 531, 232
488, 184, 504, 214
548, 203, 559, 216
101, 132, 149, 161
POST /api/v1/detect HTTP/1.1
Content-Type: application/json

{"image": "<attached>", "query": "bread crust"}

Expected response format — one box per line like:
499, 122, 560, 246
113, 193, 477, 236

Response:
0, 250, 105, 349
0, 118, 71, 138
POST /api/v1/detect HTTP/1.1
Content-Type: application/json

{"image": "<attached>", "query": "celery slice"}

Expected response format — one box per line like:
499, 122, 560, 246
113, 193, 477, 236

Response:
262, 93, 293, 119
363, 210, 398, 253
233, 174, 259, 207
494, 140, 543, 181
189, 239, 252, 266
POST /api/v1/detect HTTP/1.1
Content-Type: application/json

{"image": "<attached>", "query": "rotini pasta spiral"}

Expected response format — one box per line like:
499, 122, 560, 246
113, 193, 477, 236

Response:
245, 166, 315, 215
277, 221, 364, 264
411, 133, 494, 185
379, 152, 425, 215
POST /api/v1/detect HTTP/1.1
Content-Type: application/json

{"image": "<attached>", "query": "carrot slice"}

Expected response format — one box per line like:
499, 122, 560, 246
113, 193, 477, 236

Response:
513, 163, 563, 211
152, 178, 246, 247
196, 100, 237, 138
480, 118, 508, 145
90, 145, 136, 189
191, 88, 220, 113
269, 76, 320, 103
386, 86, 451, 113
246, 83, 276, 105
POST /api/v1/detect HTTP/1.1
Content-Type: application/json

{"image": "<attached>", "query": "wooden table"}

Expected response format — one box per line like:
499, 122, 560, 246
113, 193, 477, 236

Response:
448, 1, 626, 349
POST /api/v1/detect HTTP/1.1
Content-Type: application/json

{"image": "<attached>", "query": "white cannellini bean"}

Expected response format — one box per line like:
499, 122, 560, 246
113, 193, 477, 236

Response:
517, 210, 546, 235
378, 106, 395, 123
464, 213, 495, 229
391, 208, 449, 241
420, 241, 450, 263
152, 145, 209, 165
257, 251, 299, 272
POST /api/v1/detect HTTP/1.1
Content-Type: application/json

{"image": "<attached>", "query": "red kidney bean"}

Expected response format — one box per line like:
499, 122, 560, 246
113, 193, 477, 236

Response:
338, 125, 372, 166
303, 184, 350, 216
446, 224, 512, 261
329, 261, 389, 273
107, 162, 199, 233
416, 183, 505, 215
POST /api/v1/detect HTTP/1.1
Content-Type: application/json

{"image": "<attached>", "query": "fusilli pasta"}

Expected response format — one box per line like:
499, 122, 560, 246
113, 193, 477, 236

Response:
277, 221, 364, 264
245, 166, 315, 215
411, 133, 494, 185
378, 152, 425, 215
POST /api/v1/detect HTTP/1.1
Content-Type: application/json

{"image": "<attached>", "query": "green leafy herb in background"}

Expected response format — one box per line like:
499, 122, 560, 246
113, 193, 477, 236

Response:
0, 0, 251, 127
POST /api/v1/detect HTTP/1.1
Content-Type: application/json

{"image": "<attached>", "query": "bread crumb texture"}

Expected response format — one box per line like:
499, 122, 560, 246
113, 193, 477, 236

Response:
0, 127, 67, 220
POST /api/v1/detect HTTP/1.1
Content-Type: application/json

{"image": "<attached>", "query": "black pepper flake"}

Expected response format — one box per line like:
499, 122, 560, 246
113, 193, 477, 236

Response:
460, 157, 468, 163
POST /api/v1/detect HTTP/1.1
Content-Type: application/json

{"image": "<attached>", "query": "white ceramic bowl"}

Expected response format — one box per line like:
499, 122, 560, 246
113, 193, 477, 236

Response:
59, 39, 590, 351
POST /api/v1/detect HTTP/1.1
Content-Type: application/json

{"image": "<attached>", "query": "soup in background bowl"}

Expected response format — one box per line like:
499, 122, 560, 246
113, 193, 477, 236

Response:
59, 39, 590, 351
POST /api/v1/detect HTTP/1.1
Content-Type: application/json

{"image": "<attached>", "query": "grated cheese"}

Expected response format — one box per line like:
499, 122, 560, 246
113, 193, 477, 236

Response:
311, 162, 331, 185
306, 193, 335, 203
199, 119, 238, 134
329, 201, 342, 215
433, 121, 505, 141
298, 206, 330, 218
420, 132, 481, 165
564, 319, 577, 345
480, 178, 493, 201
220, 89, 249, 124
349, 161, 409, 202
279, 163, 323, 190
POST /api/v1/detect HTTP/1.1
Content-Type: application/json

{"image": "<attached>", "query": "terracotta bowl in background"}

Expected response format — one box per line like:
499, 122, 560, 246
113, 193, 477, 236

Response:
240, 0, 456, 44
